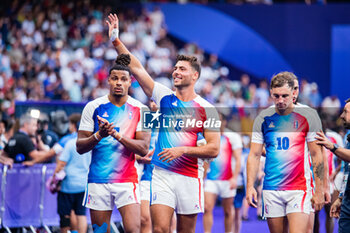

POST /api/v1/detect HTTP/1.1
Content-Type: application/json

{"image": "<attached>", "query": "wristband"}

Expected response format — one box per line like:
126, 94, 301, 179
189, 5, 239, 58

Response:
93, 132, 102, 141
330, 143, 339, 153
114, 132, 123, 141
112, 38, 121, 47
110, 28, 119, 41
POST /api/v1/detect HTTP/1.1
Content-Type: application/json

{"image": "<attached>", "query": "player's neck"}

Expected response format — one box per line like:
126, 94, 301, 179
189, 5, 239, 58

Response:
275, 104, 295, 116
108, 94, 128, 107
175, 86, 197, 102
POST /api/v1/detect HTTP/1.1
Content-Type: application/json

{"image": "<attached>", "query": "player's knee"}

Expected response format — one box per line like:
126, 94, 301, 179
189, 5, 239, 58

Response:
224, 207, 233, 217
123, 221, 140, 233
204, 204, 214, 213
141, 213, 151, 226
60, 215, 70, 228
152, 224, 169, 233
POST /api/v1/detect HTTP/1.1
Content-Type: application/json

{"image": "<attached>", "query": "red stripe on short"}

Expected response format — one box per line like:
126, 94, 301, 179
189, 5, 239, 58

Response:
301, 191, 307, 212
133, 183, 138, 203
198, 178, 202, 211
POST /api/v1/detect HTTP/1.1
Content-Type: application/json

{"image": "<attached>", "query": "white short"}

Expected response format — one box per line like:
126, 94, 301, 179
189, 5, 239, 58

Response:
262, 190, 312, 218
151, 166, 204, 215
334, 171, 344, 192
204, 179, 236, 198
83, 183, 140, 211
141, 180, 151, 201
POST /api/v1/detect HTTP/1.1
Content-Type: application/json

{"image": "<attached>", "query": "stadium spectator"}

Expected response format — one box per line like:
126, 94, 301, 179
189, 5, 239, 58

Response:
2, 114, 61, 165
37, 113, 59, 148
0, 118, 14, 150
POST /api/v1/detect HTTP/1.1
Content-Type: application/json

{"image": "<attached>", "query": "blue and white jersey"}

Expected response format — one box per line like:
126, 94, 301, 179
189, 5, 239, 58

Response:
251, 105, 322, 191
150, 82, 220, 178
79, 95, 147, 183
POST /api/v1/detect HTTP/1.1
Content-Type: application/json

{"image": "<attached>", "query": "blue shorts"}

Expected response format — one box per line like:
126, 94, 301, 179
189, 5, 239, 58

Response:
339, 191, 350, 233
57, 191, 86, 216
234, 186, 245, 208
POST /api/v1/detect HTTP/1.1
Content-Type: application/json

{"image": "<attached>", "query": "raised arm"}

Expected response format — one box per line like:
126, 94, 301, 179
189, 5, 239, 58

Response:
246, 142, 263, 208
106, 13, 154, 98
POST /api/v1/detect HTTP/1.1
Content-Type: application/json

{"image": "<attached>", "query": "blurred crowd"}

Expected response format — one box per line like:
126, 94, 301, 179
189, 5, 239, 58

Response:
0, 0, 344, 133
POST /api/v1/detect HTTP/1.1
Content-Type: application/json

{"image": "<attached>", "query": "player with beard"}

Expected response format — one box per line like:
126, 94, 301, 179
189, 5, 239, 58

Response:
106, 13, 220, 233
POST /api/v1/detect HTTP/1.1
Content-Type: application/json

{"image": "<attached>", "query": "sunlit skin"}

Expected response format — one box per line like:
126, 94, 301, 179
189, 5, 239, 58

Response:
172, 60, 199, 89
270, 84, 295, 115
108, 69, 131, 98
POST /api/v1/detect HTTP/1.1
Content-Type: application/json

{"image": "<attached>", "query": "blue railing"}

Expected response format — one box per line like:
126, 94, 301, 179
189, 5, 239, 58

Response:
0, 164, 121, 232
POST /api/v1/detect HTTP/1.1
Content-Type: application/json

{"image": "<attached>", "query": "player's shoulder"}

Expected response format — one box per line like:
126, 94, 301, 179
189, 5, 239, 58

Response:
223, 130, 242, 143
154, 82, 174, 95
294, 103, 319, 119
257, 105, 276, 118
126, 96, 148, 110
84, 95, 110, 110
223, 129, 240, 138
193, 95, 215, 108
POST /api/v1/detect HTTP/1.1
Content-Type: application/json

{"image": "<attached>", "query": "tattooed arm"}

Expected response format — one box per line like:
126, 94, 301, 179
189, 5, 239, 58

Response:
308, 140, 325, 211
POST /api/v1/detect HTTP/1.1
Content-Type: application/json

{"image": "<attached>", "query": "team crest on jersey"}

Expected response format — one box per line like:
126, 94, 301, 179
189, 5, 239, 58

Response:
172, 100, 178, 106
293, 121, 299, 129
268, 121, 275, 128
102, 111, 109, 118
129, 111, 133, 119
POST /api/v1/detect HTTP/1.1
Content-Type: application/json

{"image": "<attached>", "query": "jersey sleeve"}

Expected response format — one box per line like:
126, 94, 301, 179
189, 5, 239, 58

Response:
59, 139, 74, 163
306, 110, 322, 142
137, 105, 150, 132
151, 82, 173, 106
79, 102, 95, 132
251, 113, 264, 144
225, 132, 243, 150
